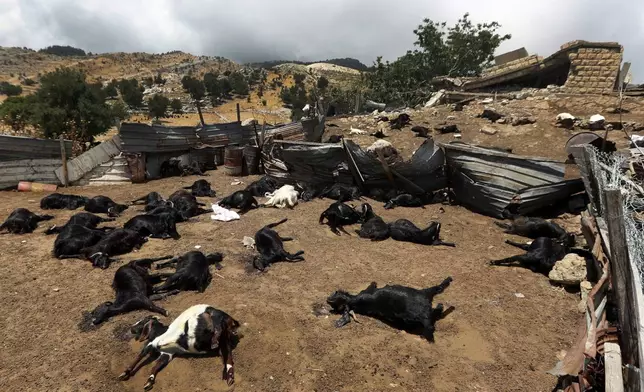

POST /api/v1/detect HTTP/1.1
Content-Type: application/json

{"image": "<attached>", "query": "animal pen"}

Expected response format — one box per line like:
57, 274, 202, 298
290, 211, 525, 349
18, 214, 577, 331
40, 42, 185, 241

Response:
566, 144, 644, 391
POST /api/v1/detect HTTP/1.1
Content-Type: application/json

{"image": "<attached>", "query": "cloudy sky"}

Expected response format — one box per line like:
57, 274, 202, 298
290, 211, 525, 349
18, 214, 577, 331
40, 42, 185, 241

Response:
1, 0, 643, 80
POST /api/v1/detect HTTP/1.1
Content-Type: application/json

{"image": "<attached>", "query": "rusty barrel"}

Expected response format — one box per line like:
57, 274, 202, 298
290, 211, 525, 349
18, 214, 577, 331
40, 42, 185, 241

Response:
243, 145, 260, 175
224, 146, 244, 176
213, 147, 225, 166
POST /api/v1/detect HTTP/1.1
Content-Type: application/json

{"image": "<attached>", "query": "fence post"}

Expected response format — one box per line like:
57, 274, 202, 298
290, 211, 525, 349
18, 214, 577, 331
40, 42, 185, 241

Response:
236, 103, 241, 123
605, 189, 639, 366
59, 135, 68, 187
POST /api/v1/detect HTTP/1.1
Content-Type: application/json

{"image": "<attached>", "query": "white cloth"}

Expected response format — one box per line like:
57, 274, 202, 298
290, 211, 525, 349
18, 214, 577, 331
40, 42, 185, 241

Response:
210, 204, 240, 222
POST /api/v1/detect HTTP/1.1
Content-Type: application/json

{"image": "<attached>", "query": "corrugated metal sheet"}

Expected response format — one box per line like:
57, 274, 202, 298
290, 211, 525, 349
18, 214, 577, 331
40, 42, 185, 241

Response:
119, 123, 199, 152
198, 121, 247, 146
0, 135, 72, 161
345, 139, 446, 193
55, 136, 122, 184
0, 159, 62, 190
441, 142, 582, 218
266, 122, 306, 141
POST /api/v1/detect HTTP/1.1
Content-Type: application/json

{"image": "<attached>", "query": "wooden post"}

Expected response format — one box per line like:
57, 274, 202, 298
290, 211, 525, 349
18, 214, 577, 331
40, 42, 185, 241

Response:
236, 103, 241, 123
605, 189, 639, 365
605, 342, 625, 392
59, 135, 68, 187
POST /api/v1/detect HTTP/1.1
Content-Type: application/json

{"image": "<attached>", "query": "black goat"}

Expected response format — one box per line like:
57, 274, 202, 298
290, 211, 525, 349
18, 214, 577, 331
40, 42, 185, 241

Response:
132, 192, 164, 206
253, 218, 304, 271
0, 208, 53, 234
146, 206, 185, 223
161, 158, 204, 177
91, 256, 178, 325
367, 188, 400, 203
297, 182, 325, 202
389, 219, 455, 247
411, 125, 431, 138
183, 179, 216, 197
355, 204, 389, 241
319, 201, 363, 235
45, 212, 115, 235
154, 251, 223, 293
389, 113, 411, 129
245, 176, 278, 197
384, 193, 429, 210
168, 190, 211, 220
489, 237, 575, 275
320, 183, 362, 202
84, 196, 129, 217
325, 135, 344, 143
494, 215, 568, 240
327, 277, 454, 342
218, 190, 258, 214
54, 224, 108, 259
40, 193, 89, 210
124, 214, 181, 240
59, 229, 148, 269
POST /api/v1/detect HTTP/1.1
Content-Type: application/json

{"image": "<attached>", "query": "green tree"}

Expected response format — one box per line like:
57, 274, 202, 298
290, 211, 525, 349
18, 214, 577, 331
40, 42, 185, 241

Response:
317, 76, 329, 90
229, 72, 249, 95
0, 81, 23, 96
103, 81, 118, 98
170, 98, 183, 114
22, 78, 36, 86
0, 95, 34, 131
154, 73, 166, 85
118, 78, 144, 108
17, 68, 114, 143
181, 76, 206, 125
366, 13, 510, 105
110, 100, 130, 123
142, 76, 154, 88
293, 73, 306, 85
203, 72, 222, 101
148, 94, 170, 120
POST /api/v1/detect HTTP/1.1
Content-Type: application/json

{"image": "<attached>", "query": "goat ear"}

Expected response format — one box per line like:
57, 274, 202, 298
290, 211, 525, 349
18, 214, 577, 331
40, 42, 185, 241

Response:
138, 320, 154, 342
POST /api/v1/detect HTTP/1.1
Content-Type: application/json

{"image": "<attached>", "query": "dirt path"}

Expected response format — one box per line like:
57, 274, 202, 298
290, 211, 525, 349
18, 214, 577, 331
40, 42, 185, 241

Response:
0, 169, 580, 392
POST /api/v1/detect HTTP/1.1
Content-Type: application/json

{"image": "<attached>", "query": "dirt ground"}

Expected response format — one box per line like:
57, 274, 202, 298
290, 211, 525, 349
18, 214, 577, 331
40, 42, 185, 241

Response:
0, 167, 581, 392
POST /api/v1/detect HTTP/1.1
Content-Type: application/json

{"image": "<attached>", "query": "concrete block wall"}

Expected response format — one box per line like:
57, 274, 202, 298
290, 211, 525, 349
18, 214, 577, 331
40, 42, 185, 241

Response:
563, 42, 623, 94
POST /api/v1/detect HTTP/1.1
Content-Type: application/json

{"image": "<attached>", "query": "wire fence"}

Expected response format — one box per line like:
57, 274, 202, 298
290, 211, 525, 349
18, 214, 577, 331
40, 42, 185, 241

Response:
580, 145, 644, 288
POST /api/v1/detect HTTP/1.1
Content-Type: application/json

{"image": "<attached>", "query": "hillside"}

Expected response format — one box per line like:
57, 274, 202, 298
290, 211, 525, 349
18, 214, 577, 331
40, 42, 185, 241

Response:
249, 57, 369, 72
0, 47, 364, 135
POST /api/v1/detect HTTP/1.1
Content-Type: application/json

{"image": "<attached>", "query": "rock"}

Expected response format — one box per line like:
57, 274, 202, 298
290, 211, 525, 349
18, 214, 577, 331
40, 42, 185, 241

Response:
434, 124, 459, 134
588, 114, 606, 130
425, 90, 446, 108
496, 118, 508, 124
480, 97, 494, 104
578, 280, 593, 313
451, 103, 464, 112
514, 293, 525, 298
241, 118, 258, 127
511, 116, 537, 126
446, 115, 456, 121
607, 107, 630, 114
556, 113, 576, 129
478, 108, 504, 122
480, 126, 498, 135
548, 254, 587, 286
500, 99, 509, 105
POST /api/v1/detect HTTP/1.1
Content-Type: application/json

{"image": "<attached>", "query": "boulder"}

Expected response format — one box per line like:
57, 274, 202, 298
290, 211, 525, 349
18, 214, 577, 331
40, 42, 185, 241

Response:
588, 114, 606, 130
555, 113, 576, 129
511, 116, 537, 126
548, 254, 587, 286
480, 126, 498, 135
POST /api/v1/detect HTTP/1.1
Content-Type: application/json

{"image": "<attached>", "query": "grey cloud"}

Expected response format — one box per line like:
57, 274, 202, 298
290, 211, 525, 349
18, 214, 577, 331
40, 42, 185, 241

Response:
1, 0, 643, 80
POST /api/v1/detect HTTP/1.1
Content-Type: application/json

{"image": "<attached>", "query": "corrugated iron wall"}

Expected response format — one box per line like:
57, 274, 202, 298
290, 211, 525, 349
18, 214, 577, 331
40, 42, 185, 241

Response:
119, 123, 200, 153
0, 135, 72, 161
0, 158, 62, 190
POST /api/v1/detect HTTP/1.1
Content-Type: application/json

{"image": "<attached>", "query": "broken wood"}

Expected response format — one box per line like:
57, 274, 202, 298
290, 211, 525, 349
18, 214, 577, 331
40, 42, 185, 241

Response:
375, 150, 395, 184
59, 135, 68, 187
605, 342, 624, 392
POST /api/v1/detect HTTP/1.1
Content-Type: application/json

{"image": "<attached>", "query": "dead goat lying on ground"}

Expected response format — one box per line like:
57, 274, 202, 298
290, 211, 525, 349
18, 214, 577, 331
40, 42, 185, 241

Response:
389, 113, 411, 129
489, 236, 577, 275
45, 212, 115, 235
494, 214, 568, 240
389, 220, 455, 247
91, 256, 178, 325
59, 229, 148, 269
356, 203, 390, 241
0, 208, 54, 234
319, 201, 363, 235
218, 190, 259, 214
161, 158, 205, 177
384, 193, 429, 210
40, 193, 89, 210
325, 135, 344, 143
319, 184, 362, 202
153, 251, 223, 293
124, 213, 181, 240
146, 206, 185, 223
245, 176, 278, 197
183, 179, 216, 197
327, 277, 454, 342
54, 224, 108, 259
132, 192, 170, 212
118, 304, 240, 389
84, 195, 128, 217
253, 218, 304, 271
168, 190, 211, 220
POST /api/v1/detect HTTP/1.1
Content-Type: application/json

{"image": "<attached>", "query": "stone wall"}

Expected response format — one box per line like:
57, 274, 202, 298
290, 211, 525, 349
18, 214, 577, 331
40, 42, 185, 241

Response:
482, 55, 541, 78
563, 41, 623, 94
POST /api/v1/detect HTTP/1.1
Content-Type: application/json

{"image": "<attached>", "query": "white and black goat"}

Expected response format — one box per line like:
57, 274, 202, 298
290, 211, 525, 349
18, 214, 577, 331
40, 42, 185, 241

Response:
118, 304, 240, 390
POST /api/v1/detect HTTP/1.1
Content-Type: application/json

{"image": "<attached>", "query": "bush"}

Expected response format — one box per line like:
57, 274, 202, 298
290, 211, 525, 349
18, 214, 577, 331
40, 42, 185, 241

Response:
170, 98, 183, 114
262, 99, 267, 106
110, 100, 130, 122
103, 81, 118, 98
142, 76, 154, 88
154, 73, 166, 85
293, 73, 306, 85
0, 96, 33, 130
148, 94, 170, 119
118, 79, 144, 108
38, 45, 86, 57
229, 72, 250, 95
317, 76, 329, 90
0, 82, 23, 96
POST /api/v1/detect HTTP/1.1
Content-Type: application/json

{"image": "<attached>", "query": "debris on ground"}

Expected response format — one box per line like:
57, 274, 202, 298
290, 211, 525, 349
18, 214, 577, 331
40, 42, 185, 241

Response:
548, 254, 587, 286
478, 109, 505, 123
211, 204, 240, 222
425, 90, 446, 108
578, 280, 593, 313
242, 236, 256, 250
480, 126, 498, 135
511, 116, 537, 126
435, 124, 459, 134
556, 113, 576, 129
350, 127, 367, 135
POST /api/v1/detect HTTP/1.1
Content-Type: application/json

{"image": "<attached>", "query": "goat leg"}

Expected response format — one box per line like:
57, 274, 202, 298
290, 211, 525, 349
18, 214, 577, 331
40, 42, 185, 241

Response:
494, 221, 512, 230
119, 344, 154, 381
155, 257, 180, 270
221, 335, 235, 386
335, 310, 352, 328
489, 254, 528, 266
149, 289, 180, 300
144, 353, 173, 391
285, 250, 305, 262
505, 239, 531, 251
433, 240, 456, 247
279, 236, 294, 242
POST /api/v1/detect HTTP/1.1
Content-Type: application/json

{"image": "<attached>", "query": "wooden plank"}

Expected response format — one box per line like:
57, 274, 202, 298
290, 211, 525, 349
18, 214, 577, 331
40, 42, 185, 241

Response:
605, 189, 639, 365
605, 342, 624, 392
629, 253, 644, 392
59, 135, 68, 187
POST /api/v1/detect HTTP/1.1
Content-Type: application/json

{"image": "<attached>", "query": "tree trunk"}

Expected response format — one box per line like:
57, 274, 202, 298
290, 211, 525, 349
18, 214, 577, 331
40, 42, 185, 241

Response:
196, 101, 205, 126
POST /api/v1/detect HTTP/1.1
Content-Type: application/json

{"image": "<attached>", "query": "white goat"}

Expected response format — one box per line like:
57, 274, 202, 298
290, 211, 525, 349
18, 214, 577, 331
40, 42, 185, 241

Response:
264, 184, 299, 209
349, 127, 367, 135
118, 304, 240, 390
